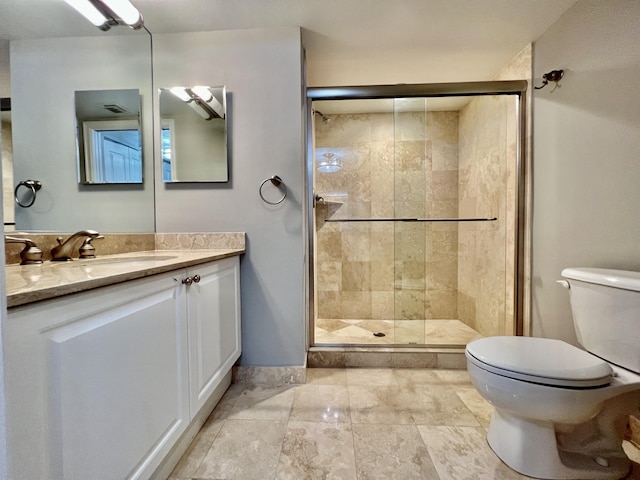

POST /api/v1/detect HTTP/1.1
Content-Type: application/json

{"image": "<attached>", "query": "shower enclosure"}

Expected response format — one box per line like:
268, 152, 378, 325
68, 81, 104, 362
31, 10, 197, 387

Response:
307, 82, 527, 348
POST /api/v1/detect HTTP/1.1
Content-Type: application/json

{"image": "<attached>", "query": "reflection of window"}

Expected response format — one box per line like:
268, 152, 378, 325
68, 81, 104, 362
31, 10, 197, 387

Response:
82, 119, 141, 183
161, 119, 176, 182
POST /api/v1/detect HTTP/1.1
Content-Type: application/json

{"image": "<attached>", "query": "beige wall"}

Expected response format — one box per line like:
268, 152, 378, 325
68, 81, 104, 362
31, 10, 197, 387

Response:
532, 0, 640, 343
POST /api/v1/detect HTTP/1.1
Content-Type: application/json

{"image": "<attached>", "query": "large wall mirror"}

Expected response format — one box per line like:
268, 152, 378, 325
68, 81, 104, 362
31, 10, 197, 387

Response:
3, 22, 154, 233
159, 86, 228, 183
76, 89, 143, 184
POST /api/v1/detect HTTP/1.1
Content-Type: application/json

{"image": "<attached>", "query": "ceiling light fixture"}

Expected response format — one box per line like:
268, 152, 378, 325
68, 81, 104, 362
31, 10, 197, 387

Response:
64, 0, 144, 31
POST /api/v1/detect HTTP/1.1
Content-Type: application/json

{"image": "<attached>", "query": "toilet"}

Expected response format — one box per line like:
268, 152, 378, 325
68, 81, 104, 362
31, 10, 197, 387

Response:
466, 267, 640, 480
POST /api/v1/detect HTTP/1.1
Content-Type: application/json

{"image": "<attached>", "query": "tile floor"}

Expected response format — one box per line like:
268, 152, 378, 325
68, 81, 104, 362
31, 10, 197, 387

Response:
315, 319, 482, 346
168, 368, 640, 480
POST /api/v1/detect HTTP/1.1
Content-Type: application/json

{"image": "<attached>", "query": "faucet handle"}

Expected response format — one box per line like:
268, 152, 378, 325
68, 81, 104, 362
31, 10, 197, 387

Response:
5, 236, 44, 265
79, 235, 104, 259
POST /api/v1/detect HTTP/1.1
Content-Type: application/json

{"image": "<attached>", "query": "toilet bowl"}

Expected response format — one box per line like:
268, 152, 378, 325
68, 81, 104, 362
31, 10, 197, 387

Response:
466, 267, 640, 480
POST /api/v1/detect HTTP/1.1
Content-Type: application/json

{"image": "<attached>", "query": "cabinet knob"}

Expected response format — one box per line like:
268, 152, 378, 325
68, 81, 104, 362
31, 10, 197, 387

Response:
192, 274, 201, 284
182, 277, 193, 286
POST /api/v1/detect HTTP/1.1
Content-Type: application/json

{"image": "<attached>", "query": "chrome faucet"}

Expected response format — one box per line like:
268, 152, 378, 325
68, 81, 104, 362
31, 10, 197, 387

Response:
50, 230, 100, 261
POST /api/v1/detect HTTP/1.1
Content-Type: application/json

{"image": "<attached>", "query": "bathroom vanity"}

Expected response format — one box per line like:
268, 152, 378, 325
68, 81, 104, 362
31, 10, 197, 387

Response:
4, 247, 243, 479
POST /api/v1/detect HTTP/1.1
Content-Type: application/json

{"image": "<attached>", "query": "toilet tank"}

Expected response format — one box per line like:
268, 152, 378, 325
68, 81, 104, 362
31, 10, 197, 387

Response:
561, 267, 640, 373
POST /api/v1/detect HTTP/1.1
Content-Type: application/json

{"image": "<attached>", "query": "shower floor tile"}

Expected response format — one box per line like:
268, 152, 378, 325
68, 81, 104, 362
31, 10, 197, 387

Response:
314, 318, 482, 346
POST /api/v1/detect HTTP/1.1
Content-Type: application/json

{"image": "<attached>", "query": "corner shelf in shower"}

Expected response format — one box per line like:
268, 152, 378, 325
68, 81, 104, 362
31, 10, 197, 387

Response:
316, 193, 347, 204
315, 193, 346, 220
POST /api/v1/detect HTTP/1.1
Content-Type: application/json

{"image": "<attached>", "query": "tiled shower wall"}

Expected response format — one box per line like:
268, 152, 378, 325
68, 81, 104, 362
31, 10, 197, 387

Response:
457, 45, 530, 337
314, 109, 460, 323
458, 96, 512, 336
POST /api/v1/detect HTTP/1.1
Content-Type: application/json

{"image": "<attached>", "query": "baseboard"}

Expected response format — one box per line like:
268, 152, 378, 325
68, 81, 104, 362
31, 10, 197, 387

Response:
232, 365, 307, 385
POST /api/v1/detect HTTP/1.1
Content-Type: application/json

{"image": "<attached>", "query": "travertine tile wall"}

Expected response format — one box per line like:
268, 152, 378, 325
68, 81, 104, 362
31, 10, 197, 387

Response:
457, 96, 510, 336
315, 112, 394, 321
456, 45, 530, 337
314, 108, 459, 324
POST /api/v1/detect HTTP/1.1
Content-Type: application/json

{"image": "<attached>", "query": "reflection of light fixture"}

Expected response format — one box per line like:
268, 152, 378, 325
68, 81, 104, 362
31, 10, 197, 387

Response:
169, 87, 191, 103
169, 86, 224, 121
317, 152, 341, 173
191, 86, 213, 102
63, 0, 144, 31
192, 86, 225, 118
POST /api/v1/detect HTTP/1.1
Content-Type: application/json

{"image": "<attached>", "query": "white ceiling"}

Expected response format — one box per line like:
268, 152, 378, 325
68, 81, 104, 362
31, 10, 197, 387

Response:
0, 0, 578, 86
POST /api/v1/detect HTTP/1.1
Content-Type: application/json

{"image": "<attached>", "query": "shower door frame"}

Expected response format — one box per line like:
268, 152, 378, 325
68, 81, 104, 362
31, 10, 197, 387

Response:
306, 81, 528, 348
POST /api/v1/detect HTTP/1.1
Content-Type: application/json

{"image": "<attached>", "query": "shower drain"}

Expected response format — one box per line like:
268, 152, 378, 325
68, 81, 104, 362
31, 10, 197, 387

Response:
373, 332, 386, 337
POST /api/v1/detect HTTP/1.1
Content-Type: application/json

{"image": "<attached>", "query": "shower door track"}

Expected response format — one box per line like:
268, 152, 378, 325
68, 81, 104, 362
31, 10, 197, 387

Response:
306, 80, 529, 349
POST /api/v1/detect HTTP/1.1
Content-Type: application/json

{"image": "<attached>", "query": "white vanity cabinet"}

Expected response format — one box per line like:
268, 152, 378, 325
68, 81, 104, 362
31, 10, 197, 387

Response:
4, 255, 241, 480
186, 258, 242, 416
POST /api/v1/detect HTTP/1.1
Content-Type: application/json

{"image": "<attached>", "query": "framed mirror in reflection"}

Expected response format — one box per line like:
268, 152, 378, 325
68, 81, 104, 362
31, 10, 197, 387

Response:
159, 86, 228, 183
75, 89, 143, 184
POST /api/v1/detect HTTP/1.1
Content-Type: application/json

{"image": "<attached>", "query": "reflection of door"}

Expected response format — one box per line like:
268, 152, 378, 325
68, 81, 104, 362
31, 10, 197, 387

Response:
161, 119, 176, 182
82, 119, 142, 183
100, 133, 142, 183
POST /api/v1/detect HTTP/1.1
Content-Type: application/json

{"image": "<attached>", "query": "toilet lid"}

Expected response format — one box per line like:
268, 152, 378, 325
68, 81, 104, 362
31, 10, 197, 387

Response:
466, 337, 613, 388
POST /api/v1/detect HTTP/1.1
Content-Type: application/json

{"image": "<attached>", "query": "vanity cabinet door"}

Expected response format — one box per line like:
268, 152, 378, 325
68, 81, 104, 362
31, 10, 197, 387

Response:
5, 270, 190, 480
186, 256, 241, 416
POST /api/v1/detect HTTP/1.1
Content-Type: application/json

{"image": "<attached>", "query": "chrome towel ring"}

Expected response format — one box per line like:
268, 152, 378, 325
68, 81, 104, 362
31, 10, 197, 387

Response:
259, 175, 287, 205
14, 180, 42, 208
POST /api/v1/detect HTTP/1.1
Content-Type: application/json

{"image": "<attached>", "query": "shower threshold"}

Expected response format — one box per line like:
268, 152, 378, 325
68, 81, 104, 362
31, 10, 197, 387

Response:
314, 318, 481, 347
307, 345, 468, 369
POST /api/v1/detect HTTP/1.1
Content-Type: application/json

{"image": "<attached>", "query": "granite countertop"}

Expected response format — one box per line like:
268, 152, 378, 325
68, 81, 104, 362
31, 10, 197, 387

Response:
6, 248, 244, 308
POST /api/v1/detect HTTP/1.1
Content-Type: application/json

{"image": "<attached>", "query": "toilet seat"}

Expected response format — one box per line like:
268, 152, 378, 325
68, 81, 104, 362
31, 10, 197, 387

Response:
466, 337, 613, 388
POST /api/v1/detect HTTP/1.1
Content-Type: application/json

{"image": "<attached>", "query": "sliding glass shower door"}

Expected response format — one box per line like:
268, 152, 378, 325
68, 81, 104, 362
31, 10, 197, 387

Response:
310, 85, 522, 347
